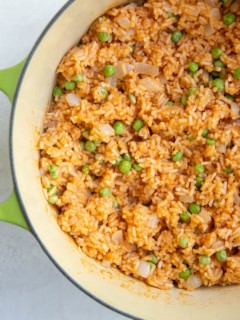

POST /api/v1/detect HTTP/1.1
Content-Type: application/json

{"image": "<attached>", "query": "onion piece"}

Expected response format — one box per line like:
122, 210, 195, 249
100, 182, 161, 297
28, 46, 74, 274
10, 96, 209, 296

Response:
66, 93, 81, 106
234, 193, 240, 206
217, 144, 227, 153
179, 195, 194, 203
147, 215, 159, 228
102, 260, 111, 268
212, 240, 224, 249
204, 23, 215, 36
119, 27, 135, 41
136, 261, 151, 278
134, 62, 159, 77
210, 8, 220, 26
39, 168, 45, 177
98, 124, 115, 136
186, 275, 202, 290
139, 77, 162, 92
113, 61, 134, 79
112, 230, 124, 244
199, 210, 211, 224
115, 16, 131, 29
231, 102, 239, 117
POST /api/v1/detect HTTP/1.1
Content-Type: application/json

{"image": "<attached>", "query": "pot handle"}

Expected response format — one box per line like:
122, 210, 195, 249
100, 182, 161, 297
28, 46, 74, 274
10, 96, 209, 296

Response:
0, 59, 30, 231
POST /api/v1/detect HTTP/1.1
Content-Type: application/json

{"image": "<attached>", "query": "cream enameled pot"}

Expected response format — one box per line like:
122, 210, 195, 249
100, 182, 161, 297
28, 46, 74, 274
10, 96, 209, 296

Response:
0, 1, 240, 319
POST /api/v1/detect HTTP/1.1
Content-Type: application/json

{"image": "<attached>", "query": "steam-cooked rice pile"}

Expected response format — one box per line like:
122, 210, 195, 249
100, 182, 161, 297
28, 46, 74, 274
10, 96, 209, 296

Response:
39, 0, 240, 290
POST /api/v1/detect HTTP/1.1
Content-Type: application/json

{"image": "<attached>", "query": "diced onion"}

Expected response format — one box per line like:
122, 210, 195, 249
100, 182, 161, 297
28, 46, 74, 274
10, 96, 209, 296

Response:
115, 16, 131, 29
147, 215, 159, 228
179, 195, 194, 203
212, 240, 224, 249
204, 24, 215, 36
66, 93, 81, 106
114, 61, 134, 79
186, 275, 202, 290
134, 62, 159, 77
231, 102, 239, 117
217, 144, 227, 153
102, 260, 111, 268
199, 210, 211, 224
39, 168, 45, 177
210, 8, 220, 25
119, 27, 135, 41
234, 193, 240, 206
112, 230, 124, 244
136, 261, 151, 278
98, 124, 115, 136
139, 77, 162, 91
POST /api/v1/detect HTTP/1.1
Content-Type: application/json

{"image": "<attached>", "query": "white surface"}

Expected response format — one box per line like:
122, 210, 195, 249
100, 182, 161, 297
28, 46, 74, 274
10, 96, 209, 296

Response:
0, 1, 125, 319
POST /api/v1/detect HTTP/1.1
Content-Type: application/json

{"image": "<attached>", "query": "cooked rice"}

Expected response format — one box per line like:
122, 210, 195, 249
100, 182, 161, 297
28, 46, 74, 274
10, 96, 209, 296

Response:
39, 0, 240, 290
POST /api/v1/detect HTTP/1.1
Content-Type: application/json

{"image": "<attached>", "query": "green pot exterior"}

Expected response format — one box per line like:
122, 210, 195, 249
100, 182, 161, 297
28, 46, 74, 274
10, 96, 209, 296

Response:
0, 59, 30, 231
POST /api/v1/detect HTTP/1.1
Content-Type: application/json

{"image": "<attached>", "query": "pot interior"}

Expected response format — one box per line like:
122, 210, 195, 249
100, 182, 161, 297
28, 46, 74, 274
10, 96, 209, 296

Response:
11, 0, 240, 319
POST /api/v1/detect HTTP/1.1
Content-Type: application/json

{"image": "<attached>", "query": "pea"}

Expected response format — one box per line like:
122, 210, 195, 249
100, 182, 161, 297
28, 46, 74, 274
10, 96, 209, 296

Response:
123, 154, 132, 162
189, 62, 199, 73
199, 255, 211, 265
103, 65, 116, 77
130, 45, 135, 52
211, 71, 221, 78
82, 128, 90, 138
225, 167, 233, 174
85, 141, 96, 152
99, 87, 108, 99
225, 94, 235, 101
64, 81, 76, 90
223, 12, 236, 26
181, 95, 188, 106
100, 187, 111, 197
73, 74, 84, 83
47, 185, 58, 195
188, 87, 197, 97
211, 47, 222, 60
212, 78, 224, 92
221, 0, 228, 4
179, 267, 191, 279
206, 138, 215, 145
171, 30, 183, 43
128, 93, 137, 104
167, 12, 179, 19
148, 261, 155, 269
166, 100, 174, 106
234, 68, 240, 80
195, 163, 205, 174
196, 176, 204, 188
180, 211, 191, 223
113, 156, 123, 166
98, 32, 110, 42
119, 160, 132, 174
48, 164, 58, 173
150, 253, 157, 264
187, 135, 194, 141
202, 128, 209, 138
214, 60, 225, 69
171, 151, 183, 162
133, 119, 144, 132
179, 236, 189, 248
189, 202, 201, 214
113, 197, 118, 208
82, 164, 89, 175
48, 194, 58, 204
133, 163, 143, 171
113, 121, 125, 135
216, 249, 227, 262
52, 86, 63, 97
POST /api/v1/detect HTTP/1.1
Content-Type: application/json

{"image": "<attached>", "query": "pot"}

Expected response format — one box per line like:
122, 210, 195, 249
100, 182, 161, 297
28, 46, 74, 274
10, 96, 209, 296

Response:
0, 1, 240, 319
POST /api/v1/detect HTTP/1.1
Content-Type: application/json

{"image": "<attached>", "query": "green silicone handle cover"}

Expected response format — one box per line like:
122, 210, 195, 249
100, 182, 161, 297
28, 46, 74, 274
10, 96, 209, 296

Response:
0, 59, 30, 230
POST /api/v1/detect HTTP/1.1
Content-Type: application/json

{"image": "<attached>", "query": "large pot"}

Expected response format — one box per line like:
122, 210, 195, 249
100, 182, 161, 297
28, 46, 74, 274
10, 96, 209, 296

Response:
0, 1, 239, 319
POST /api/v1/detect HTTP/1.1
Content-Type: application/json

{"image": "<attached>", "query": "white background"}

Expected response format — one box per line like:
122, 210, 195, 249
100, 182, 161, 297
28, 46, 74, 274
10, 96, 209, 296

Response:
0, 1, 126, 319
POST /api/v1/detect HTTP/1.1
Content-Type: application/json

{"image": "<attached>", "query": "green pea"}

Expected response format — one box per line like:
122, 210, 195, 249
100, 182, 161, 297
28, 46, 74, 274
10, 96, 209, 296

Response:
82, 164, 89, 175
52, 86, 63, 97
179, 236, 189, 248
97, 32, 110, 42
189, 62, 199, 73
199, 255, 211, 265
212, 78, 224, 92
133, 119, 144, 131
148, 261, 155, 269
214, 60, 225, 69
50, 171, 58, 179
225, 167, 233, 174
64, 81, 76, 90
180, 211, 191, 223
99, 86, 109, 99
206, 138, 215, 145
123, 153, 132, 162
167, 12, 179, 19
133, 163, 143, 172
171, 30, 183, 43
216, 249, 227, 262
189, 202, 201, 214
202, 128, 209, 138
166, 100, 174, 106
48, 164, 58, 173
48, 194, 58, 204
47, 185, 58, 195
225, 94, 235, 101
211, 47, 222, 60
179, 267, 191, 279
221, 0, 228, 4
82, 128, 90, 138
223, 12, 236, 26
113, 156, 123, 166
119, 160, 132, 174
196, 176, 204, 188
73, 74, 84, 83
234, 68, 240, 80
94, 140, 102, 146
85, 141, 96, 152
171, 151, 183, 162
113, 197, 118, 208
188, 87, 197, 97
128, 93, 137, 104
195, 163, 205, 174
103, 65, 116, 77
150, 253, 157, 264
113, 121, 125, 135
181, 95, 188, 106
100, 187, 111, 197
187, 135, 194, 141
130, 45, 135, 52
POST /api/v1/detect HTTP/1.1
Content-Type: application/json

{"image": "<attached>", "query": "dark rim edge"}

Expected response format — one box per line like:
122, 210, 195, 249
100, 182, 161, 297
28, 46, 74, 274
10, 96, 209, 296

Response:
9, 1, 141, 319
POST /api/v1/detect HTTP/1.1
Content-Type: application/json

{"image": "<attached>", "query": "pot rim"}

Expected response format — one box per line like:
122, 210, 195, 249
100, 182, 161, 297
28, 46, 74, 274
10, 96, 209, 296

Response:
9, 1, 139, 319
